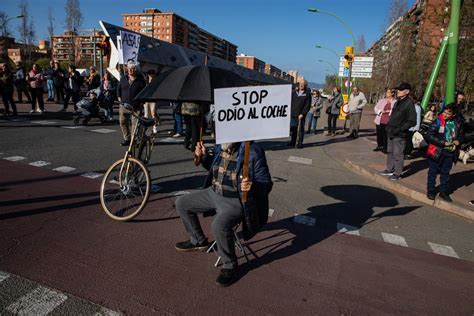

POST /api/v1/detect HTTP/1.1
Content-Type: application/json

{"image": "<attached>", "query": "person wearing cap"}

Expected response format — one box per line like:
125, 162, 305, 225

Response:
379, 82, 417, 181
117, 61, 146, 146
13, 61, 31, 104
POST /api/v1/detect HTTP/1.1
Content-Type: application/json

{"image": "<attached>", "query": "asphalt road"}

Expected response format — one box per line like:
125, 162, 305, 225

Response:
0, 103, 473, 314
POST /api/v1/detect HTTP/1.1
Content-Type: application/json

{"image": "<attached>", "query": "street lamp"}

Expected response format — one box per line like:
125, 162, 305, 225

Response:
315, 44, 340, 59
308, 8, 356, 48
0, 15, 24, 36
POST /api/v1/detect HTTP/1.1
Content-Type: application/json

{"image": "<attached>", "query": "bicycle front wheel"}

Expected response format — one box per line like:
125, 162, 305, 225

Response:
100, 157, 151, 221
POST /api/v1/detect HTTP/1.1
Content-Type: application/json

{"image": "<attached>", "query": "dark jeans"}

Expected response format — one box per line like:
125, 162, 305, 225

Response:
15, 82, 31, 103
30, 88, 44, 111
404, 131, 415, 155
290, 117, 305, 146
183, 115, 199, 151
376, 124, 388, 150
327, 114, 338, 134
427, 153, 454, 194
64, 89, 80, 111
175, 187, 243, 269
1, 90, 17, 114
173, 112, 183, 134
54, 84, 64, 104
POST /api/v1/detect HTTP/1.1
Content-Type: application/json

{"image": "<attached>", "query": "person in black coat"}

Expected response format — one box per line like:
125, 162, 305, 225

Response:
0, 63, 18, 116
52, 61, 66, 104
290, 81, 311, 148
380, 82, 417, 180
117, 61, 146, 146
60, 65, 82, 112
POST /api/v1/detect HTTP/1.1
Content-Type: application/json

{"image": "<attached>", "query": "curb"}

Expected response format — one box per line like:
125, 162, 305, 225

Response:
343, 159, 474, 221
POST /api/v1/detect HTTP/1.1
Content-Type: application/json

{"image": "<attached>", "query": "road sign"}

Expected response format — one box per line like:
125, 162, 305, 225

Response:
344, 80, 353, 88
338, 56, 374, 78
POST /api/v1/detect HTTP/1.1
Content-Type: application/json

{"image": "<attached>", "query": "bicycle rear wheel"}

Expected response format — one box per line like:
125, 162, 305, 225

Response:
100, 157, 151, 221
137, 137, 152, 164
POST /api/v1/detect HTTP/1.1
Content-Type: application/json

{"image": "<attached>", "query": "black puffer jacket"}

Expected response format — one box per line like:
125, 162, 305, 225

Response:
118, 74, 146, 110
386, 96, 417, 138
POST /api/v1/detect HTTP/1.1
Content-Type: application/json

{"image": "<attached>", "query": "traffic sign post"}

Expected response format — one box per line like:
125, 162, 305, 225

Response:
339, 56, 374, 78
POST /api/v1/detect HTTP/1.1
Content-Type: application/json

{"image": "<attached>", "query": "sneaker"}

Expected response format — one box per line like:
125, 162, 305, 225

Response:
175, 240, 209, 252
172, 133, 181, 138
438, 192, 452, 202
152, 126, 159, 134
389, 174, 401, 181
427, 192, 436, 200
29, 110, 35, 114
379, 170, 394, 176
216, 268, 237, 287
37, 109, 43, 113
469, 200, 474, 206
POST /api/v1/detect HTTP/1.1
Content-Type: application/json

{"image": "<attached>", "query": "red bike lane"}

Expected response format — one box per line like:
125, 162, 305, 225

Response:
0, 159, 472, 314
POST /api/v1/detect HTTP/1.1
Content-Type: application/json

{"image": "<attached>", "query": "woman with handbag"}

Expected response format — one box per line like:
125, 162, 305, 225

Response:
27, 64, 46, 113
373, 88, 395, 152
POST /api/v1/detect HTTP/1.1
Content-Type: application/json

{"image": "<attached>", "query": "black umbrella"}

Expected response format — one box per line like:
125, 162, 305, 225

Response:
135, 65, 251, 103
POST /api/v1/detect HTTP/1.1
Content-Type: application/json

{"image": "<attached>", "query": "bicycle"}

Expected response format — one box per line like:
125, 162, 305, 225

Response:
99, 103, 157, 221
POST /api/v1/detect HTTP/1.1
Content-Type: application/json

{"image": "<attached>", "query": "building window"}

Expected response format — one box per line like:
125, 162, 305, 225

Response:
126, 16, 130, 20
166, 22, 170, 26
166, 28, 169, 33
166, 35, 169, 40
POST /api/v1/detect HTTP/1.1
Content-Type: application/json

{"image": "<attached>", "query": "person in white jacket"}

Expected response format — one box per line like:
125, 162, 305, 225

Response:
373, 88, 395, 152
346, 86, 367, 139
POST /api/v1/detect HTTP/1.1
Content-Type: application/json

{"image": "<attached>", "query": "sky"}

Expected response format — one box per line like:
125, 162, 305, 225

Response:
2, 0, 416, 83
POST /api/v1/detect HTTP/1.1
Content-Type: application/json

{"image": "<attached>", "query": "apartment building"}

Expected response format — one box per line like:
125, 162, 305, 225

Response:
122, 8, 237, 63
236, 54, 266, 73
52, 30, 106, 66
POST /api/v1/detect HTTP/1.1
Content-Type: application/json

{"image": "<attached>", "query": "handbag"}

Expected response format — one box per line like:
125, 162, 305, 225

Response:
325, 106, 331, 114
181, 102, 202, 116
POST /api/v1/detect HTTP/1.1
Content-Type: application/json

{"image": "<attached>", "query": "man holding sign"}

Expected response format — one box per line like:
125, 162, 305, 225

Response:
175, 84, 291, 286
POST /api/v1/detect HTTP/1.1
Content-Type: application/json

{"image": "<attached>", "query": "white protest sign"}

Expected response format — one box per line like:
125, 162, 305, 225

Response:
119, 30, 141, 64
116, 35, 124, 64
214, 84, 292, 144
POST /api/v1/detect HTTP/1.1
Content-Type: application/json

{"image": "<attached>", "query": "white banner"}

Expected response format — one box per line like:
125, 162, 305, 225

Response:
214, 84, 292, 144
119, 30, 141, 64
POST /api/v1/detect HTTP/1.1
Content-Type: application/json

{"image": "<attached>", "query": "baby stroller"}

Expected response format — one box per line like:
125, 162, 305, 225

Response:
73, 88, 108, 125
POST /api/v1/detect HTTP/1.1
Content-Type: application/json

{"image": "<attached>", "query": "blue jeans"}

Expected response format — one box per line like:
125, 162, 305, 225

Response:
174, 112, 183, 134
306, 112, 318, 132
427, 152, 454, 194
47, 79, 55, 99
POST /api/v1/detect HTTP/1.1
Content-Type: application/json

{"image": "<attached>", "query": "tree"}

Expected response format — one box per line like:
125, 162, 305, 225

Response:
47, 7, 54, 48
356, 35, 366, 53
64, 0, 83, 64
0, 11, 12, 37
386, 0, 408, 28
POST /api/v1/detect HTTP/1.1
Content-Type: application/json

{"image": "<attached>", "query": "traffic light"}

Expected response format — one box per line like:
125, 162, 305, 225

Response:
97, 35, 110, 55
343, 46, 354, 68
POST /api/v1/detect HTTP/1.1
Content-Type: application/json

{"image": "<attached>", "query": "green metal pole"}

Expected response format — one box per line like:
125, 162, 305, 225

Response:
420, 28, 450, 111
445, 0, 461, 104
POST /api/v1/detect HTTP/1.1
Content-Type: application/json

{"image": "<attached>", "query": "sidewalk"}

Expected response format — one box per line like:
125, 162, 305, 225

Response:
321, 107, 474, 221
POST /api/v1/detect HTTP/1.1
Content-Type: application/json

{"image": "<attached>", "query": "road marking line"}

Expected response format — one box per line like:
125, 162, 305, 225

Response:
90, 128, 116, 134
293, 214, 316, 226
81, 172, 103, 179
158, 137, 183, 143
62, 126, 85, 129
382, 232, 408, 247
288, 156, 312, 165
0, 271, 9, 282
5, 286, 68, 315
3, 156, 26, 161
174, 191, 190, 196
268, 208, 275, 217
53, 166, 76, 173
29, 161, 51, 167
337, 223, 360, 236
30, 120, 57, 125
428, 242, 459, 258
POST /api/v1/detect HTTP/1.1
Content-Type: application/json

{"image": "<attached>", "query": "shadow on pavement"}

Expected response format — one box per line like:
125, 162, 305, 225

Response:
234, 184, 420, 283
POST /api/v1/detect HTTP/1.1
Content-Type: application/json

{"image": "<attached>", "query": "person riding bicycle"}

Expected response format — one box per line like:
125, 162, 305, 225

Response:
117, 61, 146, 146
174, 141, 273, 287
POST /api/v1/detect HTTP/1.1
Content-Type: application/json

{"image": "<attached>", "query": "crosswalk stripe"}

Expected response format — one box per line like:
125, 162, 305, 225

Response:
382, 232, 408, 247
81, 172, 103, 179
288, 156, 312, 165
428, 242, 459, 258
29, 161, 51, 167
337, 223, 360, 236
90, 128, 116, 134
5, 286, 68, 315
158, 137, 183, 143
30, 120, 57, 125
0, 271, 9, 282
53, 166, 76, 173
3, 156, 26, 161
293, 214, 316, 226
62, 126, 85, 129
